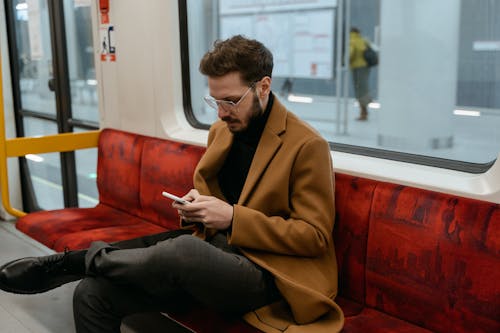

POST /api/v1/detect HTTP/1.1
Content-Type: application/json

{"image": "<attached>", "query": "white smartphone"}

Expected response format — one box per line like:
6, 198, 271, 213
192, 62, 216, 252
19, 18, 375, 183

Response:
161, 191, 190, 205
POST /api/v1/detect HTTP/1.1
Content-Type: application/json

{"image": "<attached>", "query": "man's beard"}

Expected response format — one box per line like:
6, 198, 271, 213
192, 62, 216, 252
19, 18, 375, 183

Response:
249, 93, 265, 120
223, 93, 263, 133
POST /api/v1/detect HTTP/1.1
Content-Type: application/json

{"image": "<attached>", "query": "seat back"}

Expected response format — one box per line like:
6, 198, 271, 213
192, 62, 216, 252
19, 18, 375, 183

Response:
137, 137, 205, 229
97, 128, 206, 230
334, 174, 378, 306
97, 129, 147, 216
366, 183, 500, 333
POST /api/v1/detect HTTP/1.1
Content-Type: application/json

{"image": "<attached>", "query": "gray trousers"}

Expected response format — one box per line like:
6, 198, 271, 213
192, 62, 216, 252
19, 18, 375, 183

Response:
73, 231, 280, 333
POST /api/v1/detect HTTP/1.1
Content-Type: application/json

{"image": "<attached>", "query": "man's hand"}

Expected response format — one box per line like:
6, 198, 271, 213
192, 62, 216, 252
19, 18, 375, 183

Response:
172, 189, 233, 230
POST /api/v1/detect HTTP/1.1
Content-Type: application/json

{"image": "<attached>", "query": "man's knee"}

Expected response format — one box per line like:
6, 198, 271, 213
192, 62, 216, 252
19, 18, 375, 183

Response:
73, 277, 126, 332
153, 235, 212, 276
73, 277, 109, 313
155, 235, 204, 261
165, 234, 202, 252
73, 278, 96, 310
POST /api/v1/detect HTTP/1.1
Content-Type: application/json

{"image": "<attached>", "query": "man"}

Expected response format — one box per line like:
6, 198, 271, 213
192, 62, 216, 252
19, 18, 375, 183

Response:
349, 27, 373, 121
0, 35, 344, 332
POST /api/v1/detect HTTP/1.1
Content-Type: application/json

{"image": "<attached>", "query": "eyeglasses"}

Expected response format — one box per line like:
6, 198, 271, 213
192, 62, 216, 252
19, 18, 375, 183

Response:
203, 84, 255, 113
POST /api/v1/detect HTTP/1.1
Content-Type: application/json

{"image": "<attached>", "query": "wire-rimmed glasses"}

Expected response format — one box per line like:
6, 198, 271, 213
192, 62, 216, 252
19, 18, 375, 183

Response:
203, 84, 255, 113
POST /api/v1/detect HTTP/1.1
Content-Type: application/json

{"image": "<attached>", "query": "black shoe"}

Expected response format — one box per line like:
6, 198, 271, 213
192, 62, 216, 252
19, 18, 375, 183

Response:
0, 251, 83, 294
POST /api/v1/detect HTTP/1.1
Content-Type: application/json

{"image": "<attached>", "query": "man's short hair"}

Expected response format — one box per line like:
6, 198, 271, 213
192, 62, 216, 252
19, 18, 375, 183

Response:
199, 35, 273, 85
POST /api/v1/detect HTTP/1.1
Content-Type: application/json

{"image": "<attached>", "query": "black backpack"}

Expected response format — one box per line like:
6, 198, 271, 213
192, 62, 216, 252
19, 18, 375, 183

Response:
363, 41, 378, 67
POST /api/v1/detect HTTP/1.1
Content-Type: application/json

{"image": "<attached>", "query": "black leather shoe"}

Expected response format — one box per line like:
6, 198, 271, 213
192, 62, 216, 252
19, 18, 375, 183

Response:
0, 252, 83, 294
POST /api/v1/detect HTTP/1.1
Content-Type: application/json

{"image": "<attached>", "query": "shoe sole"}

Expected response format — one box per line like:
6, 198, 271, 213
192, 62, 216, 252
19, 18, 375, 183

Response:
0, 275, 81, 294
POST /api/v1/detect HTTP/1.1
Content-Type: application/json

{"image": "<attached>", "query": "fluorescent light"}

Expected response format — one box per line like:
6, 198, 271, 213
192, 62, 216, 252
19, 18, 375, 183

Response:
368, 102, 380, 109
453, 109, 481, 117
16, 3, 28, 10
86, 79, 98, 86
26, 154, 44, 162
287, 94, 313, 103
473, 41, 500, 51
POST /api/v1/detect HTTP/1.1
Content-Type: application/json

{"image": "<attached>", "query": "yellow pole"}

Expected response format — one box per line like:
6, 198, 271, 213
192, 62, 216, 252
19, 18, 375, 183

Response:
6, 130, 100, 157
0, 49, 26, 217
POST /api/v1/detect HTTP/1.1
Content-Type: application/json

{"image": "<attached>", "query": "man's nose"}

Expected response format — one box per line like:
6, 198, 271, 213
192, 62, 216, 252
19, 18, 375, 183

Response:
217, 106, 230, 118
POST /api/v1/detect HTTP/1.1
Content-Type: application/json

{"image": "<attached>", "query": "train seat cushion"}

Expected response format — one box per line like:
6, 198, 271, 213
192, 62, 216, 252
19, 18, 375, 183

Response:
52, 220, 167, 252
16, 204, 166, 251
168, 303, 259, 333
365, 183, 500, 333
342, 307, 433, 333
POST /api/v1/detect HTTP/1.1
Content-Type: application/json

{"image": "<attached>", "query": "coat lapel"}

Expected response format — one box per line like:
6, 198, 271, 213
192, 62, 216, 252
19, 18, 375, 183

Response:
238, 96, 287, 205
195, 127, 233, 198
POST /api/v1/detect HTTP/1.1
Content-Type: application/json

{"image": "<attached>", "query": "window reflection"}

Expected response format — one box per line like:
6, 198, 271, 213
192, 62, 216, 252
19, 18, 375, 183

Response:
14, 0, 56, 115
22, 119, 98, 209
187, 0, 500, 165
23, 118, 63, 209
13, 0, 98, 121
64, 0, 98, 122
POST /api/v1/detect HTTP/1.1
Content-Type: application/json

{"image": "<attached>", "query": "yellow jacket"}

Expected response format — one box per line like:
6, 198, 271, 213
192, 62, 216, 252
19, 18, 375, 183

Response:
349, 31, 368, 69
192, 96, 344, 332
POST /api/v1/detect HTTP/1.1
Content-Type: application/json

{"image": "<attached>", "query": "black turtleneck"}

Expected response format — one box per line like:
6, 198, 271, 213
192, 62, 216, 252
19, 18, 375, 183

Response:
217, 93, 274, 205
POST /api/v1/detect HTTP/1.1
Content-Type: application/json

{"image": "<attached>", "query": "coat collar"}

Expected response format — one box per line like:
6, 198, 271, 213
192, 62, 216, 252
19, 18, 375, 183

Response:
238, 95, 287, 204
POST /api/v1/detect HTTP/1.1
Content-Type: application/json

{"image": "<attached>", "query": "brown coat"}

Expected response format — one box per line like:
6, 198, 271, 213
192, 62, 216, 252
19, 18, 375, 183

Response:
192, 96, 344, 332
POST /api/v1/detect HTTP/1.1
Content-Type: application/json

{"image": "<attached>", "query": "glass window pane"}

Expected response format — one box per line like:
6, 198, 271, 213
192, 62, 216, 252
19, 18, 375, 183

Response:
26, 152, 64, 210
23, 118, 64, 210
74, 129, 97, 208
186, 0, 500, 166
22, 113, 58, 136
75, 148, 98, 207
14, 0, 56, 114
63, 0, 99, 122
22, 120, 99, 209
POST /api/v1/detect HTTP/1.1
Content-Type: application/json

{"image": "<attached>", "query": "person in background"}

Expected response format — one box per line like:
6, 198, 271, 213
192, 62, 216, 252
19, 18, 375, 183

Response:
0, 35, 344, 333
349, 27, 372, 121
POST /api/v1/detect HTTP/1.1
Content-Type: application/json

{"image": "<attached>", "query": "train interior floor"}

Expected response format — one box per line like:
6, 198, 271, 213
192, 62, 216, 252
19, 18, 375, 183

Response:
0, 221, 190, 333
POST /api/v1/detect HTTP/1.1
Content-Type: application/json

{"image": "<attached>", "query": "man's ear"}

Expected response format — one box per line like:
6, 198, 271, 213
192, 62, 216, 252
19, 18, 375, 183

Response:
259, 76, 272, 97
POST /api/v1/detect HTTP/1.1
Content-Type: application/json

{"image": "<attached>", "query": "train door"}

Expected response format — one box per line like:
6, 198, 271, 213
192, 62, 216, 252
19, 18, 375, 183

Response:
5, 0, 98, 211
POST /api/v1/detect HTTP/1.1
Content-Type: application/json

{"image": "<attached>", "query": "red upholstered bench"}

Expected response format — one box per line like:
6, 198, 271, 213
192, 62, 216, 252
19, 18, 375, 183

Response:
17, 128, 205, 251
15, 128, 500, 333
334, 174, 500, 333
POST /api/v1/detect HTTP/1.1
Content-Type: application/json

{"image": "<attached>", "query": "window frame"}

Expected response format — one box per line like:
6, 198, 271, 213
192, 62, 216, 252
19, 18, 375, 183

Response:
177, 0, 496, 174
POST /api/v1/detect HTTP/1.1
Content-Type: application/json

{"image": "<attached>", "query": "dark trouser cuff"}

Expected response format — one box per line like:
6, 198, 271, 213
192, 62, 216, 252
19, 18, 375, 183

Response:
85, 241, 119, 276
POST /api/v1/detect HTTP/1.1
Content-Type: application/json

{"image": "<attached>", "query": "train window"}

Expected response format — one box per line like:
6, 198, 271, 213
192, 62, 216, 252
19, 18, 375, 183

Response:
63, 0, 99, 123
22, 118, 64, 210
182, 0, 500, 172
74, 147, 98, 208
6, 0, 99, 210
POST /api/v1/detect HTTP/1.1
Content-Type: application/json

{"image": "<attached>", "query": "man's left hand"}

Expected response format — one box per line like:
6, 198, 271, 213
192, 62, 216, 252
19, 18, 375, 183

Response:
173, 195, 233, 230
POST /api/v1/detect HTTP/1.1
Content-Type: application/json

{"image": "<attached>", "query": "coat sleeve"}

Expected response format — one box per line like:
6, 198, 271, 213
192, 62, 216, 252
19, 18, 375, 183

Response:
228, 136, 335, 257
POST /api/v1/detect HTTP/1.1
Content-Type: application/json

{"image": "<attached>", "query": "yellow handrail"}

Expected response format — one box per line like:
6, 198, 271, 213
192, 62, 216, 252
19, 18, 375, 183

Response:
0, 51, 100, 218
5, 131, 100, 157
